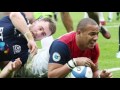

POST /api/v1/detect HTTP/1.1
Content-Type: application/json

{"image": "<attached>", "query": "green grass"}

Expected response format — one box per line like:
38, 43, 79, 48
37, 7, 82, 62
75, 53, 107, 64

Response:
38, 12, 120, 78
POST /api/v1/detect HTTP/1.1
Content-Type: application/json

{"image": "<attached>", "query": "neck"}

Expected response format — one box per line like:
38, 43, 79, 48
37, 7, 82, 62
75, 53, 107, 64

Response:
76, 35, 86, 51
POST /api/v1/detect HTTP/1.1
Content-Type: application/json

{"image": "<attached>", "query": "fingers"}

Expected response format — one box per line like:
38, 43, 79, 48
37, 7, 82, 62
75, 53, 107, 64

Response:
102, 70, 107, 73
109, 73, 113, 78
28, 45, 37, 56
27, 40, 38, 54
101, 70, 113, 78
12, 58, 22, 70
31, 48, 37, 56
84, 61, 92, 67
75, 57, 95, 67
82, 58, 95, 68
84, 63, 91, 67
106, 71, 113, 78
30, 45, 36, 53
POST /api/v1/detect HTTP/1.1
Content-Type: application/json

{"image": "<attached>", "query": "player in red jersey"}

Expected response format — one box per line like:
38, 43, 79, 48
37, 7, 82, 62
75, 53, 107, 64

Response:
48, 18, 112, 78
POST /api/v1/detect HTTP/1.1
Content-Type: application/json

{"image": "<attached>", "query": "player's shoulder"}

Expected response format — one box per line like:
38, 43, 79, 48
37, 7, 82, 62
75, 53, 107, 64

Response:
51, 39, 67, 47
58, 31, 76, 44
50, 39, 69, 52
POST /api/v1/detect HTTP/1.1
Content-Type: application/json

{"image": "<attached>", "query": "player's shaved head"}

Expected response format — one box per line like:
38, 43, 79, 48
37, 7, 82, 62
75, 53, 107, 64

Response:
76, 18, 99, 32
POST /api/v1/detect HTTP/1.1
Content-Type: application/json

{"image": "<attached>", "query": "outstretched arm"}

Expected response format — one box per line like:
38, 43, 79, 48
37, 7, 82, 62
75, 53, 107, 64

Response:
0, 58, 22, 78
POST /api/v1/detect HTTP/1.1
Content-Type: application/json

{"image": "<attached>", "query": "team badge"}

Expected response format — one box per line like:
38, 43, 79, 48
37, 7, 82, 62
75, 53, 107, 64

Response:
13, 45, 21, 54
52, 52, 61, 62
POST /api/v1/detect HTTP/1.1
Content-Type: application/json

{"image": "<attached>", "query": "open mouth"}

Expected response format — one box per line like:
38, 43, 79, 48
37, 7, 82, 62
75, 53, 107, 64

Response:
90, 42, 96, 45
89, 41, 96, 47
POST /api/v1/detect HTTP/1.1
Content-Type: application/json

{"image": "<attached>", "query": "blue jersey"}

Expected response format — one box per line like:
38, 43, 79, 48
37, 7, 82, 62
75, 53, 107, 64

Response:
0, 12, 29, 65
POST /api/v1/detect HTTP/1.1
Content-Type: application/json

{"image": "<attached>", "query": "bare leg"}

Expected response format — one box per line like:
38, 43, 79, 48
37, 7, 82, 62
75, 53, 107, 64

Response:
108, 12, 113, 22
60, 12, 73, 32
84, 12, 89, 18
98, 12, 106, 25
53, 12, 58, 22
87, 12, 99, 25
87, 12, 111, 39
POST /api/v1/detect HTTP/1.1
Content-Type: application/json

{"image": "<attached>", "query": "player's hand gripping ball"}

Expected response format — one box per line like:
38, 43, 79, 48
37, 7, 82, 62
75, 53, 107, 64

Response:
67, 66, 93, 78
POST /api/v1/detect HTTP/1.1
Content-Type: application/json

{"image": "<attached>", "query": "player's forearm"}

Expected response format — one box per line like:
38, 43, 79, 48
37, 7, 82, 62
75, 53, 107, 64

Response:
0, 67, 13, 78
48, 64, 71, 78
24, 12, 35, 24
93, 70, 101, 78
92, 63, 100, 78
9, 12, 34, 41
87, 12, 99, 25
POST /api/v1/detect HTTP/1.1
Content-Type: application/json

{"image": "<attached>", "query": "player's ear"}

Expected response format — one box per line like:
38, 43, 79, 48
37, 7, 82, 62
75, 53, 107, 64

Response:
77, 29, 83, 37
76, 29, 81, 35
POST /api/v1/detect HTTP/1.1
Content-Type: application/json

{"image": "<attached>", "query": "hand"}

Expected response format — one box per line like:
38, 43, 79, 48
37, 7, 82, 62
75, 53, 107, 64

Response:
74, 57, 95, 68
100, 70, 112, 78
8, 58, 22, 72
0, 58, 22, 78
27, 40, 37, 56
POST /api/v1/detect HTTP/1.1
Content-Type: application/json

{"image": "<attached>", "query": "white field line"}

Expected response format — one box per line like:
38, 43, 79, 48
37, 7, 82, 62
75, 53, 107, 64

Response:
105, 25, 119, 28
105, 68, 120, 72
108, 23, 120, 25
104, 22, 120, 28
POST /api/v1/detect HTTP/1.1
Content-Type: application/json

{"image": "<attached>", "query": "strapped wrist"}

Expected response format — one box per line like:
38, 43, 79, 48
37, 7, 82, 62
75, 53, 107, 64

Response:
66, 63, 73, 70
73, 58, 77, 66
67, 59, 77, 69
24, 31, 34, 41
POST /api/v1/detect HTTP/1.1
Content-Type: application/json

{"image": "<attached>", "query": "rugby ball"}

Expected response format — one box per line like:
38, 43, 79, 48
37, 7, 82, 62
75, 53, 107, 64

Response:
67, 66, 93, 78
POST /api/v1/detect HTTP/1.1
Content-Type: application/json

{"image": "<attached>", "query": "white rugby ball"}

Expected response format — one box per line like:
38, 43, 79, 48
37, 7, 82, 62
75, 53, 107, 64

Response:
67, 66, 93, 78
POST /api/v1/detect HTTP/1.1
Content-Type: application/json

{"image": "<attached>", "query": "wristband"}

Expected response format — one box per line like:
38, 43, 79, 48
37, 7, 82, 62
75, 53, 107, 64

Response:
24, 31, 34, 41
24, 31, 30, 40
73, 58, 77, 66
66, 63, 73, 70
67, 59, 77, 69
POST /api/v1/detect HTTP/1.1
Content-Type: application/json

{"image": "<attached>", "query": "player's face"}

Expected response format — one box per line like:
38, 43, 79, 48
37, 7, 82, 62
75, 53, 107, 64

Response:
78, 24, 99, 49
29, 21, 51, 41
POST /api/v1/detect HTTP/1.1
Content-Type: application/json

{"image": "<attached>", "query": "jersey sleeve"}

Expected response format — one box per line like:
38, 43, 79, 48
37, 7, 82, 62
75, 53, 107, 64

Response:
11, 51, 29, 65
49, 40, 71, 65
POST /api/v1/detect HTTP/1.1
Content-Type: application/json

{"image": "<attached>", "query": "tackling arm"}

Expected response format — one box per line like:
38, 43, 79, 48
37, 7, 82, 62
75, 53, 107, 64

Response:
9, 12, 34, 41
9, 12, 37, 54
